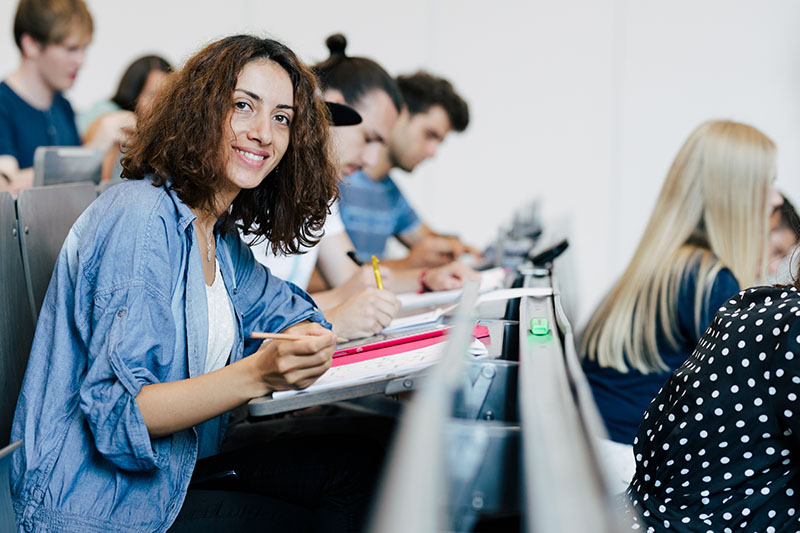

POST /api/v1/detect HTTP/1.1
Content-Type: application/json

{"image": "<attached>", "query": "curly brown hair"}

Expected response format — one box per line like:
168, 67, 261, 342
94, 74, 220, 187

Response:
122, 34, 339, 255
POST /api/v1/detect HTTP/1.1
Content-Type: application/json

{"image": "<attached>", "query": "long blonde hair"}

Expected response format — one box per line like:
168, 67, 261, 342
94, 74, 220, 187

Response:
583, 120, 775, 374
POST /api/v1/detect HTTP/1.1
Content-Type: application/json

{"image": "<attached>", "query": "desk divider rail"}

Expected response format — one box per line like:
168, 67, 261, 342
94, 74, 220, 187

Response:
518, 273, 630, 532
368, 283, 481, 533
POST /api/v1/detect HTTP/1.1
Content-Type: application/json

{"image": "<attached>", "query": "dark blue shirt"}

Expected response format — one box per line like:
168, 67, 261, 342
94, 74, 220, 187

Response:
0, 81, 81, 169
583, 264, 740, 444
338, 170, 421, 258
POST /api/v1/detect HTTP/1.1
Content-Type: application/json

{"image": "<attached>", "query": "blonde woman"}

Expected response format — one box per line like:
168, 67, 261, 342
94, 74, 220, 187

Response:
582, 120, 781, 451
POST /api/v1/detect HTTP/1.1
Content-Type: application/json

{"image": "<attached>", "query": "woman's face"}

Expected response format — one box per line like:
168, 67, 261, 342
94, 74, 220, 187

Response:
137, 69, 168, 116
220, 59, 294, 194
768, 225, 797, 275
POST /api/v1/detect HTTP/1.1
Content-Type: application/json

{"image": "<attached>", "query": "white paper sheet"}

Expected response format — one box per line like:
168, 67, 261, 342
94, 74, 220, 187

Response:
397, 267, 507, 310
272, 339, 488, 399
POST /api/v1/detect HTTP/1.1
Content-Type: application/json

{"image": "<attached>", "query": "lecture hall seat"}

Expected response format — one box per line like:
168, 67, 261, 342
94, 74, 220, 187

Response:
1, 190, 35, 532
16, 181, 96, 322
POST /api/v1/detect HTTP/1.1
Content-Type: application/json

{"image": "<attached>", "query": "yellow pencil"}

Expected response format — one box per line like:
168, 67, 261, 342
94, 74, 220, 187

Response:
371, 255, 384, 289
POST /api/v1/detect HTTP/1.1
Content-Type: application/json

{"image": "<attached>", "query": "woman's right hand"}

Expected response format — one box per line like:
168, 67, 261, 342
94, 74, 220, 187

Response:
325, 288, 400, 341
137, 323, 335, 438
337, 264, 393, 300
248, 323, 336, 394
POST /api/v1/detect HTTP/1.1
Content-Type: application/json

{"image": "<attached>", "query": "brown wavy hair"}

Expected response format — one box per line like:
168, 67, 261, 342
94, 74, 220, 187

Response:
121, 34, 339, 254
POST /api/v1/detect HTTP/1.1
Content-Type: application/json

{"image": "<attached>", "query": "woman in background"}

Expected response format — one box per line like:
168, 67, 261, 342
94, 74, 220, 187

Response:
624, 263, 800, 531
767, 193, 800, 283
79, 54, 172, 180
78, 54, 172, 132
581, 120, 781, 488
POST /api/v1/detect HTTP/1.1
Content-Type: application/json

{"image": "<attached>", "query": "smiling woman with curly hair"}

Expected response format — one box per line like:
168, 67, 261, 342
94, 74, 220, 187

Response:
10, 35, 374, 533
123, 34, 339, 254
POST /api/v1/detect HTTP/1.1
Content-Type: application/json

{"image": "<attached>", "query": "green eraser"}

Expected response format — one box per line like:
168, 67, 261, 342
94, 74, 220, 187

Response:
530, 318, 549, 336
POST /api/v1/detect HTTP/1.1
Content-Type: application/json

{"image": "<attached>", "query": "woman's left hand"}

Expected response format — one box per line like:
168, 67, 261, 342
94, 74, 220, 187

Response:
423, 262, 481, 291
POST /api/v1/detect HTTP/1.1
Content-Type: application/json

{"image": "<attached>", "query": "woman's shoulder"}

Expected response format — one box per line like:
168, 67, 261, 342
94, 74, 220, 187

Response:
713, 285, 800, 348
720, 285, 800, 311
74, 179, 188, 286
675, 252, 739, 320
87, 179, 174, 226
680, 249, 738, 284
708, 265, 740, 302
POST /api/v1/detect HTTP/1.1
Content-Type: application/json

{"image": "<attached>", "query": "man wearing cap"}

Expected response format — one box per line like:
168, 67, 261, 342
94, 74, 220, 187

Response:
247, 46, 404, 341
339, 71, 479, 268
249, 37, 478, 342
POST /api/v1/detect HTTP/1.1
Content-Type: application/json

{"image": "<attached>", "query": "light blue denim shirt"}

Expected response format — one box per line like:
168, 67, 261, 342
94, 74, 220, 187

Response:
11, 178, 329, 532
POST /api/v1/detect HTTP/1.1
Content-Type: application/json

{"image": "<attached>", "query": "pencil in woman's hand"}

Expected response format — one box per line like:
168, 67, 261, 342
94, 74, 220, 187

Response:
251, 331, 348, 343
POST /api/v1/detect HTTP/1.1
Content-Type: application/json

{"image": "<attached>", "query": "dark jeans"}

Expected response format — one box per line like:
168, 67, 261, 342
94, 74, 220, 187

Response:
221, 402, 400, 453
169, 433, 387, 533
169, 400, 401, 533
169, 489, 312, 533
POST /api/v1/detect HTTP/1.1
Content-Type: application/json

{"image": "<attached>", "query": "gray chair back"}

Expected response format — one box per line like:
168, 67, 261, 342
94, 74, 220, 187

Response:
0, 441, 22, 531
0, 192, 35, 447
33, 146, 103, 186
16, 182, 96, 322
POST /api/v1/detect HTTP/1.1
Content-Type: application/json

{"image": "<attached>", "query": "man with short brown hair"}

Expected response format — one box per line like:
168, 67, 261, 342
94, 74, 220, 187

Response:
0, 0, 131, 193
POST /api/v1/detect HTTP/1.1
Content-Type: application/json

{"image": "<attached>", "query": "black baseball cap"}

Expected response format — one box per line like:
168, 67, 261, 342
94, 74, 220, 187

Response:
325, 101, 362, 126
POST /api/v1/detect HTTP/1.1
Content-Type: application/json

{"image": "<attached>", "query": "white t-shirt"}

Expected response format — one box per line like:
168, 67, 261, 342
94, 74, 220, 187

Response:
205, 258, 234, 374
247, 201, 345, 290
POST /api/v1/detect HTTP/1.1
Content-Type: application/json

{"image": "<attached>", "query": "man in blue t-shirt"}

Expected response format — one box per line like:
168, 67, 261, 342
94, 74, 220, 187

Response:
339, 71, 479, 268
0, 0, 132, 194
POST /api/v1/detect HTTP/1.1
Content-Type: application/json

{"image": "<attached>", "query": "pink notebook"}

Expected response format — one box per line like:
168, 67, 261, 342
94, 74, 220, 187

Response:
332, 325, 490, 368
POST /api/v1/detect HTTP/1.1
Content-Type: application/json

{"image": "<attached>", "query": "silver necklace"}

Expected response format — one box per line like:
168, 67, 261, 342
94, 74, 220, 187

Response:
199, 220, 215, 262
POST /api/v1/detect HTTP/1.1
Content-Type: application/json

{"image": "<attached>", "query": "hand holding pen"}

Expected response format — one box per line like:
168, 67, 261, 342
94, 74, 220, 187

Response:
248, 321, 336, 392
344, 250, 392, 292
322, 251, 399, 340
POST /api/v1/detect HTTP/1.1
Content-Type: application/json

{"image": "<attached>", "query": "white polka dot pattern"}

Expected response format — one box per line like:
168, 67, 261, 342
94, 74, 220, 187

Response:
623, 286, 800, 532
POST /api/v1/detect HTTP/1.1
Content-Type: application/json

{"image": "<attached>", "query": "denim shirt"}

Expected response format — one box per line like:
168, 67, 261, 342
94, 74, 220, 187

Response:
10, 178, 329, 533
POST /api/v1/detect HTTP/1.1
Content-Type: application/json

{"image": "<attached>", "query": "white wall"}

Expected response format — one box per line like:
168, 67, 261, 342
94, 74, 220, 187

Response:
3, 0, 799, 326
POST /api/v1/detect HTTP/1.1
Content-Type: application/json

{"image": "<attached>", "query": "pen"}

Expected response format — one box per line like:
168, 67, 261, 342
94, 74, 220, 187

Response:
346, 250, 363, 266
251, 332, 348, 343
371, 255, 384, 289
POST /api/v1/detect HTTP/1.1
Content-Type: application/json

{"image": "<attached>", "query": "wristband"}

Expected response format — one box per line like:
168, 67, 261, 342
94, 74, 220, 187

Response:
418, 268, 432, 293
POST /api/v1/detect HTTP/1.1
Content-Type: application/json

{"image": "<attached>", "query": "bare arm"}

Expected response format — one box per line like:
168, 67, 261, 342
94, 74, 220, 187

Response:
136, 322, 335, 438
135, 358, 263, 438
395, 223, 435, 248
381, 261, 481, 293
82, 110, 136, 151
315, 231, 361, 287
0, 155, 33, 194
386, 230, 482, 269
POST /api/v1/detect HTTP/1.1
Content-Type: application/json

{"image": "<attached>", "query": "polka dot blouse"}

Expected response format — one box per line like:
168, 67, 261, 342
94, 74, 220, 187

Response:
624, 286, 800, 532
